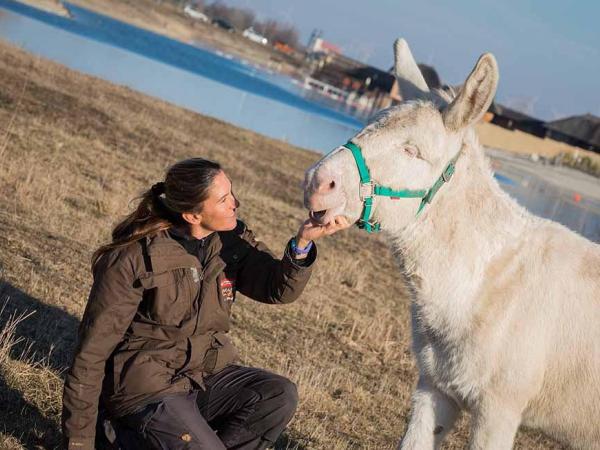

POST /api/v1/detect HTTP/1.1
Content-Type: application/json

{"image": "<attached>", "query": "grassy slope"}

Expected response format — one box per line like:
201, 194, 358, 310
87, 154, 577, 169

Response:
0, 42, 564, 449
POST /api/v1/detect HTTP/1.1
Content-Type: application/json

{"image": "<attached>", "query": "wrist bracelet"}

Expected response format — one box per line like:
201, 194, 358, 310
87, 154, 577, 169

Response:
291, 238, 313, 255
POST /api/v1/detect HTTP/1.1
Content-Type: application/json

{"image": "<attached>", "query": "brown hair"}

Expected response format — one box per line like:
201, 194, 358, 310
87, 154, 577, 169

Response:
92, 158, 222, 268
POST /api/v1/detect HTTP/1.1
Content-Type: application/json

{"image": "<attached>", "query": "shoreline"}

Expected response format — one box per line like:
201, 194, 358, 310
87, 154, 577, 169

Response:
486, 148, 600, 203
64, 0, 304, 77
13, 0, 69, 15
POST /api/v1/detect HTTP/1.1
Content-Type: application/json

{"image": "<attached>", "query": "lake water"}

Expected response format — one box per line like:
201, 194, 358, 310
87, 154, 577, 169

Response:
0, 0, 598, 242
0, 0, 364, 152
491, 156, 600, 242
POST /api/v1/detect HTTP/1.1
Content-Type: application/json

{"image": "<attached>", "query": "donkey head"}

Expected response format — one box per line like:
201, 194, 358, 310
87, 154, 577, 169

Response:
303, 39, 498, 232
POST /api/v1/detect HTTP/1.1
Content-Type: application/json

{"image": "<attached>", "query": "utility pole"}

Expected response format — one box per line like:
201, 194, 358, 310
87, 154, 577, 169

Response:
307, 29, 322, 52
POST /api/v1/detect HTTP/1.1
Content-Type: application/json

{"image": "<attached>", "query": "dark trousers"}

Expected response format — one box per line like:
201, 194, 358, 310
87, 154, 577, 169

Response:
117, 365, 298, 450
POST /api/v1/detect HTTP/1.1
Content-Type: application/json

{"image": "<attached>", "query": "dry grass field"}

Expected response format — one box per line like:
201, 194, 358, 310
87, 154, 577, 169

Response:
0, 42, 567, 449
476, 121, 600, 161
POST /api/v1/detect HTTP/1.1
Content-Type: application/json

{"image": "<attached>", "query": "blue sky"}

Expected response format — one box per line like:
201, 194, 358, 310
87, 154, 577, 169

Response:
224, 0, 599, 121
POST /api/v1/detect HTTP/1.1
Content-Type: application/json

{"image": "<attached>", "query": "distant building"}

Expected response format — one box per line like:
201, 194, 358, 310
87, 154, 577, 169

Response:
308, 37, 341, 55
488, 103, 547, 137
302, 36, 597, 153
486, 105, 600, 153
304, 46, 441, 117
546, 114, 600, 153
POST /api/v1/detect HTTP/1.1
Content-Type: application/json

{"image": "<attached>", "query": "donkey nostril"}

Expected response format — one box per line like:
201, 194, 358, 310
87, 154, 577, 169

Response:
329, 181, 336, 189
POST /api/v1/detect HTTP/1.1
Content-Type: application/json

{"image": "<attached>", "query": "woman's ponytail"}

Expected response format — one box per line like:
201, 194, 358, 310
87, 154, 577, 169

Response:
92, 158, 221, 269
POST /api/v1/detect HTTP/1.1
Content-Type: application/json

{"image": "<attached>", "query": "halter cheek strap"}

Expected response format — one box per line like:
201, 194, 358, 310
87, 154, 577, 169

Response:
342, 141, 460, 233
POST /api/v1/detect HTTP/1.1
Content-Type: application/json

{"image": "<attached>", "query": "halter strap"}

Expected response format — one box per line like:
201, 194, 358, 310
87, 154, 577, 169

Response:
342, 141, 460, 233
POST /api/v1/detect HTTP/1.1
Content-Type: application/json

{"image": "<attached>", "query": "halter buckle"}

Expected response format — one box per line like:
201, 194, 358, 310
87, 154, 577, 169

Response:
359, 182, 374, 201
442, 163, 455, 182
358, 219, 381, 233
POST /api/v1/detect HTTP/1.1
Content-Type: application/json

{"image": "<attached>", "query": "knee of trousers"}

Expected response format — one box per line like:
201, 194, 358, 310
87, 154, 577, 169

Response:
255, 376, 299, 420
248, 377, 298, 443
277, 378, 299, 418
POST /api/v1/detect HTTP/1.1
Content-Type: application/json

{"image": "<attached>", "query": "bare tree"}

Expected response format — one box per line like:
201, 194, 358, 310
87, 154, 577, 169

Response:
254, 19, 279, 39
204, 2, 231, 21
203, 1, 301, 48
272, 23, 300, 49
227, 8, 255, 30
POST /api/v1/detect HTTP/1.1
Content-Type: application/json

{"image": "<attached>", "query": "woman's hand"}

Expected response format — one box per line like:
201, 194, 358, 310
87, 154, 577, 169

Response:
295, 215, 351, 249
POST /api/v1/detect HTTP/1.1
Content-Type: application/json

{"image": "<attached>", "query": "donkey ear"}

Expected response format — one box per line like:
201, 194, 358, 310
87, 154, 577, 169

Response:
393, 38, 430, 101
442, 53, 498, 131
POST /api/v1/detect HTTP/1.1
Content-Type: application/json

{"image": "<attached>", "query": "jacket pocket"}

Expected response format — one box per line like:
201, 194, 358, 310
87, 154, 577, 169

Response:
209, 332, 238, 374
117, 353, 172, 395
139, 268, 199, 326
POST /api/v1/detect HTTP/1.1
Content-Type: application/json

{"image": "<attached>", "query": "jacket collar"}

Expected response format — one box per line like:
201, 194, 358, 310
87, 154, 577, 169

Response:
144, 230, 224, 275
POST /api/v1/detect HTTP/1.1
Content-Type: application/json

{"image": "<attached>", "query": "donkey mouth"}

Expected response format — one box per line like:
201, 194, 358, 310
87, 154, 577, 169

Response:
309, 209, 328, 223
309, 205, 347, 225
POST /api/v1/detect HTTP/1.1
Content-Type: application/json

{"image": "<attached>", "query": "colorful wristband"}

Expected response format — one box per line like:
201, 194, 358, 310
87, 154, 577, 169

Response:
291, 238, 313, 255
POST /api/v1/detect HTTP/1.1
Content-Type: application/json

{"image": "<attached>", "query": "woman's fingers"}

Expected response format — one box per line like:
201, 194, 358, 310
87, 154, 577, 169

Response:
323, 215, 350, 235
331, 215, 350, 229
297, 215, 352, 241
335, 216, 351, 228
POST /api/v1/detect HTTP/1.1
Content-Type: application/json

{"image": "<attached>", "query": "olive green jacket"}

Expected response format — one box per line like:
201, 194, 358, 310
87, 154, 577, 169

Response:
62, 221, 316, 449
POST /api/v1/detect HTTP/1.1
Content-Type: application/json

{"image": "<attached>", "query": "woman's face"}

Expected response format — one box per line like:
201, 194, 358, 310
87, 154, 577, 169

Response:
197, 170, 238, 232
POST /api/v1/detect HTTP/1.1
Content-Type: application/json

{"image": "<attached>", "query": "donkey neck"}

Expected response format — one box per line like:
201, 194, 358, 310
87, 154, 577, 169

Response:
389, 131, 528, 327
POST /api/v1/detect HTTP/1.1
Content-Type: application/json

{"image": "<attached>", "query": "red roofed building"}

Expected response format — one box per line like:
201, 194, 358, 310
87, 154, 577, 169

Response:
309, 37, 341, 55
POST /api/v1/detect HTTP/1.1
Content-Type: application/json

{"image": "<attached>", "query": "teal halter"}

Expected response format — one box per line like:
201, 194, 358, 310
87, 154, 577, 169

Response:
342, 141, 460, 233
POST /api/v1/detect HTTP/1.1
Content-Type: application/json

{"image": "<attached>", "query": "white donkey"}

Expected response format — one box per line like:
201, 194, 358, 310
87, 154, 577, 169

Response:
303, 39, 600, 449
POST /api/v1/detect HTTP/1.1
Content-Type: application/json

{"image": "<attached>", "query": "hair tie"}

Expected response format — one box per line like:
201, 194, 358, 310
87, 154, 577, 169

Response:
151, 182, 165, 198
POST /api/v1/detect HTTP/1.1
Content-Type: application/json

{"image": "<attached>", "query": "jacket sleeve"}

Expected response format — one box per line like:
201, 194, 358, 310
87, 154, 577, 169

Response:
235, 225, 317, 304
61, 248, 143, 449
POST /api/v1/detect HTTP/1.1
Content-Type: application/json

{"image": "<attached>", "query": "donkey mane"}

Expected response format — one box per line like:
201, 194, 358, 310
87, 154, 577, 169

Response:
364, 87, 456, 137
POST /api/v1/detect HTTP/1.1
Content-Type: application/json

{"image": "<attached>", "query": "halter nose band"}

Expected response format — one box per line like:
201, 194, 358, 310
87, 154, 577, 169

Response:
342, 141, 460, 233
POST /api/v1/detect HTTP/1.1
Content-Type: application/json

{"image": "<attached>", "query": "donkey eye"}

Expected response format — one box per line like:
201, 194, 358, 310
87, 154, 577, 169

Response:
403, 144, 421, 159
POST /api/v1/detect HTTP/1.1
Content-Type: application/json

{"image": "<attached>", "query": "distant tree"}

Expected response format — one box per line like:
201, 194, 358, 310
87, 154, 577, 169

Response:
204, 2, 232, 21
226, 8, 255, 30
272, 23, 300, 49
189, 0, 205, 9
254, 19, 279, 40
204, 3, 253, 30
156, 0, 191, 7
203, 1, 301, 49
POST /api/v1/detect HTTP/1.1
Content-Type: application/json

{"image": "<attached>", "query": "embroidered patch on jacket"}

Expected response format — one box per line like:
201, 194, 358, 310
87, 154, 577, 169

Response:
220, 277, 236, 304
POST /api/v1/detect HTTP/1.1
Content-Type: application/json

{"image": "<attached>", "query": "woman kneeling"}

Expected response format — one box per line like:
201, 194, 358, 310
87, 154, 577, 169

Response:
62, 158, 348, 449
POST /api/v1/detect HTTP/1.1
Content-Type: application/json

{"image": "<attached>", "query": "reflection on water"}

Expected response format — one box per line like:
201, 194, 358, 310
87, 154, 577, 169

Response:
494, 169, 600, 243
0, 0, 599, 243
